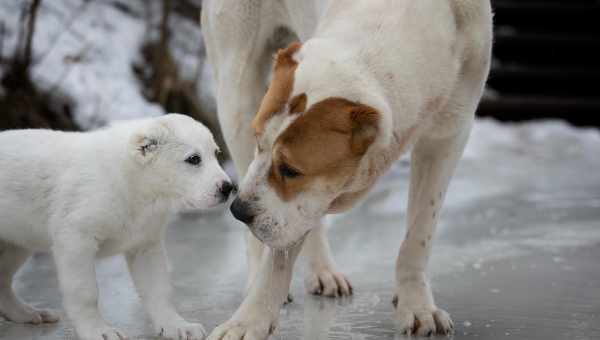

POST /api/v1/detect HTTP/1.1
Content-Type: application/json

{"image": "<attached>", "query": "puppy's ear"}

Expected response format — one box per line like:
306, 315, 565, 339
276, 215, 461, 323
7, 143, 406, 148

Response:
349, 104, 380, 155
129, 122, 169, 164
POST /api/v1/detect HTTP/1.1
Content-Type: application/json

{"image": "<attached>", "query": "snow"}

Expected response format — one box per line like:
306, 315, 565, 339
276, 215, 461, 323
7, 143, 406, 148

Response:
1, 2, 597, 162
0, 0, 163, 129
369, 118, 600, 216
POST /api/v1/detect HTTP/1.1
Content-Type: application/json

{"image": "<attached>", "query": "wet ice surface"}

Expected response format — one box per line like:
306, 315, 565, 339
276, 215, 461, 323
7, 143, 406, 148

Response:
2, 119, 600, 340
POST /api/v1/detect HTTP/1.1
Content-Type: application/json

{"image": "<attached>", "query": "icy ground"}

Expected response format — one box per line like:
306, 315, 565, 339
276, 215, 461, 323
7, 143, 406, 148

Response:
1, 119, 599, 340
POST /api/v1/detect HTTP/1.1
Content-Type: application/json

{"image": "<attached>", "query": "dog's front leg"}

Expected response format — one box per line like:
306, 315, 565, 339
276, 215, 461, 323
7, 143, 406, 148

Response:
126, 241, 206, 340
52, 237, 127, 340
303, 222, 352, 297
394, 127, 471, 336
208, 241, 304, 340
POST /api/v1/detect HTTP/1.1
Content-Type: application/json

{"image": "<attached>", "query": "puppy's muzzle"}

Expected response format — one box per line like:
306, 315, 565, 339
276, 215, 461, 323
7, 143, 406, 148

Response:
230, 197, 255, 225
219, 181, 236, 202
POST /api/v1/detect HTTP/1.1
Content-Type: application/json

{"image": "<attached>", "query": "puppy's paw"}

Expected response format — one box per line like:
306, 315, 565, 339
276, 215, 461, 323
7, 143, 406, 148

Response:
78, 327, 128, 340
156, 321, 206, 340
0, 305, 59, 324
305, 268, 353, 297
208, 318, 276, 340
393, 278, 453, 336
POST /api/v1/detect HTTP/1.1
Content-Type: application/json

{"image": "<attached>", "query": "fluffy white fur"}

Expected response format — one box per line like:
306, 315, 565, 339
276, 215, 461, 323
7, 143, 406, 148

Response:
0, 114, 231, 340
203, 0, 492, 339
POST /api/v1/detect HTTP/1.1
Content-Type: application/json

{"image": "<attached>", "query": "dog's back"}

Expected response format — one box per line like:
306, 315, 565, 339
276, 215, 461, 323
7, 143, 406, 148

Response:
0, 130, 73, 248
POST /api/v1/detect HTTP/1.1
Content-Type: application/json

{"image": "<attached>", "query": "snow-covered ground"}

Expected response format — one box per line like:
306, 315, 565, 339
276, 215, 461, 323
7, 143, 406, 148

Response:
0, 0, 214, 129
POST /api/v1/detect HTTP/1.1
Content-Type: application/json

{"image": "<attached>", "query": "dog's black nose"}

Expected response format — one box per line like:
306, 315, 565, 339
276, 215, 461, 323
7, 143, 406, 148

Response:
230, 197, 254, 225
219, 181, 235, 200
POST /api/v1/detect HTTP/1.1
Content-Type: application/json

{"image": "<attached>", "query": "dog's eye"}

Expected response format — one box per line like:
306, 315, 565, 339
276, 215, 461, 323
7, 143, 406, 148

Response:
279, 163, 301, 179
215, 149, 222, 158
185, 154, 202, 166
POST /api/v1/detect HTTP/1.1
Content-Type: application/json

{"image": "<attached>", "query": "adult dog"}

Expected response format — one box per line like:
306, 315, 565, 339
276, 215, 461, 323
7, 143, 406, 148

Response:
203, 0, 492, 338
0, 114, 232, 340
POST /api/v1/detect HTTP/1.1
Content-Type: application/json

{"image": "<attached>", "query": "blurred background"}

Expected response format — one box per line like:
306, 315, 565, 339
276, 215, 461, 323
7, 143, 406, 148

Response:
1, 0, 598, 147
1, 1, 599, 340
0, 0, 227, 156
480, 0, 600, 127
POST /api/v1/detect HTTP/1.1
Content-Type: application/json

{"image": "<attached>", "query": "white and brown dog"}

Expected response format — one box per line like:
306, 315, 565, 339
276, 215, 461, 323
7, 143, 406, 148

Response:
203, 0, 492, 338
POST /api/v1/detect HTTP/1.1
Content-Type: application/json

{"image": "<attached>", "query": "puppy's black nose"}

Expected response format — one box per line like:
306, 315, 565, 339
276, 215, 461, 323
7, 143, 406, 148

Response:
230, 197, 254, 225
219, 181, 235, 200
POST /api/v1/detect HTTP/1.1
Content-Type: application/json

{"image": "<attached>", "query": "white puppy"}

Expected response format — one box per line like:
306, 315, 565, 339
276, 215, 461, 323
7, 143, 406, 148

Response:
0, 114, 232, 340
203, 0, 492, 339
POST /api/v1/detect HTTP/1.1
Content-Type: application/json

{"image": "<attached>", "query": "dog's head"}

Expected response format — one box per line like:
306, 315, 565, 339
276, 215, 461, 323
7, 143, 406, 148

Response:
129, 114, 233, 211
231, 43, 380, 249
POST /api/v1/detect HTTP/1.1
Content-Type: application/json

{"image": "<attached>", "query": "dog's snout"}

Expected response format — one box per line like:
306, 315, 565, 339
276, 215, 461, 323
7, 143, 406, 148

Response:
230, 197, 255, 225
219, 181, 235, 200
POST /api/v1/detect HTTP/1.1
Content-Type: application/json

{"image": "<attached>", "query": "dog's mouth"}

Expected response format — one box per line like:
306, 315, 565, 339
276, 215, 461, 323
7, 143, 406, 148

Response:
270, 230, 310, 250
178, 196, 227, 212
250, 224, 311, 250
278, 230, 310, 250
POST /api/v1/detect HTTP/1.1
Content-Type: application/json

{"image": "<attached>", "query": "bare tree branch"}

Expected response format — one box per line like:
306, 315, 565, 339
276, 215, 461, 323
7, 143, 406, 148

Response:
156, 0, 173, 106
160, 0, 171, 51
23, 0, 42, 69
0, 22, 5, 62
12, 1, 29, 62
36, 0, 92, 66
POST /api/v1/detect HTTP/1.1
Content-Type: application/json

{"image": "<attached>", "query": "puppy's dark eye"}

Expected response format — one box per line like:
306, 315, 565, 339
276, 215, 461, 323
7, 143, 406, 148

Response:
279, 163, 301, 179
185, 154, 202, 166
215, 149, 222, 158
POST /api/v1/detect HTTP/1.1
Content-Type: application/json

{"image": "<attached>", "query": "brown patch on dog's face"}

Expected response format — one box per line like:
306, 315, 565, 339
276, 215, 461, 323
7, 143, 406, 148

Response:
252, 42, 302, 135
267, 97, 379, 201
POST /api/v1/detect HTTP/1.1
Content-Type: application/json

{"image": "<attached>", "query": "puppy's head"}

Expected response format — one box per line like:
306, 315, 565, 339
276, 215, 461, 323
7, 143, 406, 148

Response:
232, 43, 380, 249
129, 114, 233, 211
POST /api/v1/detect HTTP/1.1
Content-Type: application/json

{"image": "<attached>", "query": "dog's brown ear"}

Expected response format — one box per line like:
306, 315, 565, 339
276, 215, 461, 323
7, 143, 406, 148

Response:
284, 97, 380, 155
252, 42, 302, 135
349, 104, 380, 155
289, 93, 307, 114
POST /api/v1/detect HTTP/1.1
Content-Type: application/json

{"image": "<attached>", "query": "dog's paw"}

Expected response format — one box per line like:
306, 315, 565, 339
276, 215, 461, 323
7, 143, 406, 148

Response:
156, 321, 206, 340
208, 317, 276, 340
393, 278, 453, 336
394, 304, 453, 336
0, 306, 60, 324
78, 327, 128, 340
283, 293, 294, 305
305, 268, 353, 297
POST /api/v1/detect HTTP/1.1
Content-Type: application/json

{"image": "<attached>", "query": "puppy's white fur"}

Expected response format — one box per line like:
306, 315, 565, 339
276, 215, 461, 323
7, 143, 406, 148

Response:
0, 114, 230, 340
204, 0, 492, 339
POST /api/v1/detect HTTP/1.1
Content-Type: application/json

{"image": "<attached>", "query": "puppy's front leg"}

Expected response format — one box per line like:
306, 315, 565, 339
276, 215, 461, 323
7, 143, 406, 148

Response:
208, 241, 304, 340
394, 127, 471, 336
52, 237, 127, 340
126, 241, 206, 340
